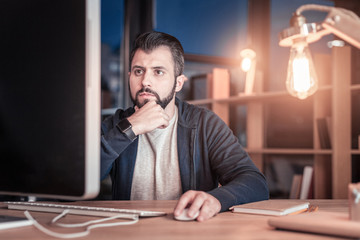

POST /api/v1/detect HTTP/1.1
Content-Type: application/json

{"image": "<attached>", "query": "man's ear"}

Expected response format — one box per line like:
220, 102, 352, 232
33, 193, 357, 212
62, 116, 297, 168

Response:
175, 74, 187, 92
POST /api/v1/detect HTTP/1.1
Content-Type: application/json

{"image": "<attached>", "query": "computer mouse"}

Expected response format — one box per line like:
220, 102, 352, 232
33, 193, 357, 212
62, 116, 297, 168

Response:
174, 208, 200, 221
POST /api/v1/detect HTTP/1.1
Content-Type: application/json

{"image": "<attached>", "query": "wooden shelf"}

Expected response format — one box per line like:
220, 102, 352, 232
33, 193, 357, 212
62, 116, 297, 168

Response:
187, 91, 288, 105
351, 84, 360, 92
187, 85, 332, 106
246, 148, 359, 155
245, 148, 332, 155
351, 150, 360, 155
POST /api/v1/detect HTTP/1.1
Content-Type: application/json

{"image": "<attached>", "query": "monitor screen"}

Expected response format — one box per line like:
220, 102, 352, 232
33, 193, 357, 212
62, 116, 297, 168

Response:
0, 0, 100, 200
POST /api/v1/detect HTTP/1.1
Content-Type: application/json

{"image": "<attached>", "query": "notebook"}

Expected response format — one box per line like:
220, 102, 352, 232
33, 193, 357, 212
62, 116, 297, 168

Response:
268, 211, 360, 238
0, 215, 33, 230
230, 200, 310, 216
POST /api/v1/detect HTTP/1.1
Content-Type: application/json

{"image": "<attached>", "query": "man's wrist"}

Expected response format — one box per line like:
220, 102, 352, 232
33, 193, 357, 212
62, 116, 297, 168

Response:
116, 118, 137, 141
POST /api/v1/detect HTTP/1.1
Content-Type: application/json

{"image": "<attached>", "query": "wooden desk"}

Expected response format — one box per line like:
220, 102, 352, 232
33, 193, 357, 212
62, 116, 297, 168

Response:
0, 200, 350, 240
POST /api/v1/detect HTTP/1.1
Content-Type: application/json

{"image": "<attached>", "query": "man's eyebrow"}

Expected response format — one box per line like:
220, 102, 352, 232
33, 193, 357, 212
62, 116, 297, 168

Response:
131, 65, 169, 72
131, 65, 145, 71
152, 66, 167, 71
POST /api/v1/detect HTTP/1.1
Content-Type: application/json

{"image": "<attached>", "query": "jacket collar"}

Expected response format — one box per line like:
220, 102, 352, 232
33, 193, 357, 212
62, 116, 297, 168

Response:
175, 97, 198, 129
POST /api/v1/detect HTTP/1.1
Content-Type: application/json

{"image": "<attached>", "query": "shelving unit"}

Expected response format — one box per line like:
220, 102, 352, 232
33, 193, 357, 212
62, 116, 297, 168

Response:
188, 46, 356, 199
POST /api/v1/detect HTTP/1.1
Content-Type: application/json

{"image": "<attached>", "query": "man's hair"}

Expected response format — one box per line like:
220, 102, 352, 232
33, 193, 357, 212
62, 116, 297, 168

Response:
129, 31, 184, 77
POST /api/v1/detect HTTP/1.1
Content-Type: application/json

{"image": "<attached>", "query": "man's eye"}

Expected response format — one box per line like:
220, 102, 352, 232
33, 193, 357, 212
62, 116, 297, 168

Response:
134, 69, 143, 75
155, 70, 164, 75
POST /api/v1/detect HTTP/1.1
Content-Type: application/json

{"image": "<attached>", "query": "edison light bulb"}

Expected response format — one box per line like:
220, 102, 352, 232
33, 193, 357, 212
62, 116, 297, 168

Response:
241, 57, 252, 72
240, 48, 256, 72
286, 40, 318, 99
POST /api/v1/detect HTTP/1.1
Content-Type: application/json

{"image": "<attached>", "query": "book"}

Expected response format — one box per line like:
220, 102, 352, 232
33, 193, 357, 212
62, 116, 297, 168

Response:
230, 200, 310, 216
0, 215, 33, 230
299, 166, 314, 200
289, 174, 302, 199
316, 118, 331, 149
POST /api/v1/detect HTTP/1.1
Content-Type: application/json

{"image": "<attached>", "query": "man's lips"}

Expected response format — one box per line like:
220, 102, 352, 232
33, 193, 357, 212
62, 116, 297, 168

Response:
139, 92, 155, 97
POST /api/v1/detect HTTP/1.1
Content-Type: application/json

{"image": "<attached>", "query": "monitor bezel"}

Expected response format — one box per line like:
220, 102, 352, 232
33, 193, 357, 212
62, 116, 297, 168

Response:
0, 0, 101, 200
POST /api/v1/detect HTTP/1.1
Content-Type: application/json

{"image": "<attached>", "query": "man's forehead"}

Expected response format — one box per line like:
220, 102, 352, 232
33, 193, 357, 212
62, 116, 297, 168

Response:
130, 47, 176, 76
132, 46, 173, 64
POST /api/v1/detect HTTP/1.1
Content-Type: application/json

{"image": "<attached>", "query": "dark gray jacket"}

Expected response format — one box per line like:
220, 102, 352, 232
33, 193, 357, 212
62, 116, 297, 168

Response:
101, 97, 269, 212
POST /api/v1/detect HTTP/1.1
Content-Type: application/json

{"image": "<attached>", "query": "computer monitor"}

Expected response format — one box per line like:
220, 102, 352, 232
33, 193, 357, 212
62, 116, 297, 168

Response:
0, 0, 100, 200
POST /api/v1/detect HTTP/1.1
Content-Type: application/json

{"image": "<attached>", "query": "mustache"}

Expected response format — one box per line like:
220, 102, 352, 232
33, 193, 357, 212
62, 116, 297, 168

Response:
136, 87, 160, 100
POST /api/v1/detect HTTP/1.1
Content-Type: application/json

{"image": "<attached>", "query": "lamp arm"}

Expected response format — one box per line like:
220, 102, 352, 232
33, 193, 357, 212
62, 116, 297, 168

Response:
296, 4, 360, 21
295, 4, 360, 49
296, 4, 333, 15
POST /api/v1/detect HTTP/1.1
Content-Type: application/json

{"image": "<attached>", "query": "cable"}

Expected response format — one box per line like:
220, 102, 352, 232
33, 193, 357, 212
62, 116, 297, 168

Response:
24, 210, 139, 239
52, 210, 138, 228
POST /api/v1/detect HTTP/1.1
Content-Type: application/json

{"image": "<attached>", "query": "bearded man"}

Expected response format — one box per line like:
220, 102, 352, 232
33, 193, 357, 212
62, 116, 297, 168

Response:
101, 31, 269, 222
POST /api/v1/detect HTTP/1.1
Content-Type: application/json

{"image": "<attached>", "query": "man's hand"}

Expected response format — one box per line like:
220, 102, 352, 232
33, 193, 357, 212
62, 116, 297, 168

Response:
127, 101, 170, 135
173, 190, 221, 222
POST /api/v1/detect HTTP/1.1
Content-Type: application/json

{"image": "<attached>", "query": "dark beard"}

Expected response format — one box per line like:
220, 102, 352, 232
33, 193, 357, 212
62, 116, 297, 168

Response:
132, 80, 176, 109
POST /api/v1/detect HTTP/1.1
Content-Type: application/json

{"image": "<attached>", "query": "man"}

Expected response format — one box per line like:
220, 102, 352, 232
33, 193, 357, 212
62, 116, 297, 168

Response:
101, 31, 269, 222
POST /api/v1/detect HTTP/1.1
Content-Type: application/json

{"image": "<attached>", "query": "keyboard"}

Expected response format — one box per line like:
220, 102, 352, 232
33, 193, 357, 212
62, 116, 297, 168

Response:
6, 201, 167, 218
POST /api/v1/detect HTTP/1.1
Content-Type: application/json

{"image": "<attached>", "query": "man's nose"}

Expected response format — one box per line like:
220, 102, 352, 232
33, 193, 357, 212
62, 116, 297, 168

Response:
141, 71, 152, 87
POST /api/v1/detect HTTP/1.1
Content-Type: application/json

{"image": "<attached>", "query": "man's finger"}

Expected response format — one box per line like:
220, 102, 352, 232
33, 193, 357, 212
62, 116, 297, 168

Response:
173, 191, 195, 216
187, 192, 207, 216
197, 200, 216, 222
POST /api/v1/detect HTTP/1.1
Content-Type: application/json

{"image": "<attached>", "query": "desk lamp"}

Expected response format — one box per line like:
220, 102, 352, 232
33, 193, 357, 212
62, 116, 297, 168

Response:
279, 4, 360, 99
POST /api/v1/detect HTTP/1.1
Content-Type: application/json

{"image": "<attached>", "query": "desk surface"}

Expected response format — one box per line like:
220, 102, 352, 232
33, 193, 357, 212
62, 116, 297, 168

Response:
0, 199, 351, 240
